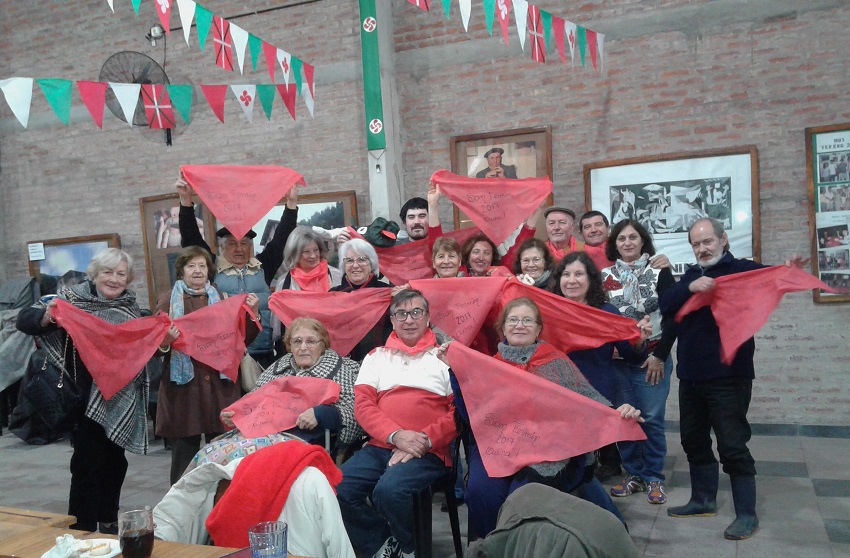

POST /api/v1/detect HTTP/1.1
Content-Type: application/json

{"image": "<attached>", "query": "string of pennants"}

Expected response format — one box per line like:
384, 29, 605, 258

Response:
0, 78, 310, 129
404, 0, 605, 71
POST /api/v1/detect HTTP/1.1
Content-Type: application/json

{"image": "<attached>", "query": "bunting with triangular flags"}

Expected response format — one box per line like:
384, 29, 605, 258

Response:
0, 77, 34, 128
407, 0, 430, 10
141, 84, 175, 129
200, 84, 227, 123
440, 0, 451, 19
167, 84, 193, 123
256, 84, 275, 120
194, 4, 213, 51
106, 0, 114, 12
597, 33, 605, 73
528, 4, 545, 63
301, 81, 314, 117
541, 9, 552, 53
552, 15, 566, 64
176, 0, 195, 47
155, 0, 172, 35
514, 0, 528, 51
37, 78, 73, 125
110, 82, 140, 127
277, 49, 292, 86
212, 15, 233, 71
76, 81, 108, 128
262, 41, 277, 82
131, 0, 141, 14
577, 25, 586, 66
277, 83, 297, 120
459, 0, 472, 31
231, 84, 255, 123
496, 0, 511, 46
303, 62, 315, 100
230, 23, 249, 74
564, 19, 577, 64
483, 0, 496, 35
247, 34, 262, 72
586, 28, 598, 70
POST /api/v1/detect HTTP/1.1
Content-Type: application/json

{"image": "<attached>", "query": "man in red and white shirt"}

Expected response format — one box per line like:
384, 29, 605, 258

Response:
337, 290, 456, 558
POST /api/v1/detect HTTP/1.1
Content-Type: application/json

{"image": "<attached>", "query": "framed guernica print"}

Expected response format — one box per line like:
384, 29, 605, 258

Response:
806, 123, 850, 302
584, 146, 760, 275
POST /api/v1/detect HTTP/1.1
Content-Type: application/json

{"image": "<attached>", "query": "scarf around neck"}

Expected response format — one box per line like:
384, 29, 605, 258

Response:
291, 260, 330, 291
533, 269, 552, 289
384, 328, 438, 356
614, 253, 650, 307
168, 280, 222, 384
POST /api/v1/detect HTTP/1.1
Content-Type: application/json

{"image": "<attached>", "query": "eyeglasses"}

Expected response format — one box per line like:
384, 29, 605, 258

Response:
505, 317, 537, 327
520, 257, 542, 265
392, 308, 426, 321
343, 256, 370, 266
291, 337, 321, 348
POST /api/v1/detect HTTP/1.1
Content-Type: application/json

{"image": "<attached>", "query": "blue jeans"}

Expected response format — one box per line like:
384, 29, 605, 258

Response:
613, 357, 672, 482
337, 445, 449, 555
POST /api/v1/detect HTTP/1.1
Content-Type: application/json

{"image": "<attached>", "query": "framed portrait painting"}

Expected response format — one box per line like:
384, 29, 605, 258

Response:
139, 193, 217, 307
27, 233, 121, 293
450, 127, 553, 229
584, 146, 760, 275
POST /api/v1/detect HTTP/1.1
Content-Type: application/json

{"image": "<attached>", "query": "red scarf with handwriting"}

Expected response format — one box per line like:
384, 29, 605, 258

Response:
384, 328, 438, 355
676, 266, 836, 364
181, 165, 305, 240
290, 260, 331, 292
447, 342, 646, 477
431, 169, 552, 245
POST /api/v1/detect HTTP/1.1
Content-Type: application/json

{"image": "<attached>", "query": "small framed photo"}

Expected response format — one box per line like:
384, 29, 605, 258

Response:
27, 234, 121, 293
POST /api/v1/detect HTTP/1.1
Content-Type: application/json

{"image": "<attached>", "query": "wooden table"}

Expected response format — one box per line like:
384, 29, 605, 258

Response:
0, 507, 76, 542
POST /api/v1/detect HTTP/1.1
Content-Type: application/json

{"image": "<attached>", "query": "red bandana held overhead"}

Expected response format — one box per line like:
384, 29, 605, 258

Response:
290, 260, 331, 292
224, 376, 341, 438
447, 342, 646, 477
430, 170, 552, 245
499, 280, 641, 352
269, 288, 393, 357
171, 294, 252, 382
676, 266, 836, 364
384, 328, 438, 355
409, 277, 507, 345
51, 300, 171, 400
181, 165, 305, 240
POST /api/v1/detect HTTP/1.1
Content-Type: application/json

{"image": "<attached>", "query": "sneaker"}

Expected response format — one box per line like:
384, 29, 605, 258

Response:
647, 481, 667, 504
372, 536, 401, 558
610, 475, 647, 497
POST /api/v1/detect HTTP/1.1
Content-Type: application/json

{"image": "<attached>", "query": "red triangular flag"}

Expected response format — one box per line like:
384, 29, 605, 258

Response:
76, 80, 108, 128
225, 376, 340, 438
406, 0, 430, 10
212, 16, 234, 71
171, 294, 251, 382
552, 15, 566, 64
586, 28, 598, 70
156, 0, 171, 35
200, 84, 228, 123
431, 170, 552, 245
51, 300, 170, 400
528, 4, 545, 63
181, 165, 305, 240
675, 266, 836, 364
276, 83, 297, 120
262, 40, 277, 82
447, 342, 646, 477
409, 277, 507, 345
303, 62, 315, 99
269, 288, 393, 357
141, 84, 176, 129
499, 280, 641, 352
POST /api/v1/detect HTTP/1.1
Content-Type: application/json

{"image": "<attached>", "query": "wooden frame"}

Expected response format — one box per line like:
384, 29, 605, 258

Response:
450, 126, 553, 230
584, 146, 760, 275
27, 233, 121, 291
139, 193, 217, 307
805, 123, 850, 303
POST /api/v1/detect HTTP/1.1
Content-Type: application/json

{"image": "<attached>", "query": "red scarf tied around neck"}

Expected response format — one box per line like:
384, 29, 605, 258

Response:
384, 328, 438, 355
290, 260, 330, 292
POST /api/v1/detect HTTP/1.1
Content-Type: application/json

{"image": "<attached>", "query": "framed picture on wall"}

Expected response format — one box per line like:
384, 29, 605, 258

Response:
805, 123, 850, 302
450, 126, 553, 230
27, 233, 121, 293
139, 193, 217, 307
584, 146, 760, 275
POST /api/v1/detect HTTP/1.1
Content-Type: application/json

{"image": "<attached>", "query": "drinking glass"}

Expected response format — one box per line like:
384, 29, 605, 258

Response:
118, 506, 154, 558
248, 521, 287, 558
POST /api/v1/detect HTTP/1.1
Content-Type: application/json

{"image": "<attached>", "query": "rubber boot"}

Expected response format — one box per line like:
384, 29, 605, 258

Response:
667, 462, 719, 517
724, 475, 759, 540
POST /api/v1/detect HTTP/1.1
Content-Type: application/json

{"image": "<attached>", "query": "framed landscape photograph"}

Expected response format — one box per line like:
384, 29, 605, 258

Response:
450, 126, 553, 230
584, 146, 760, 275
27, 233, 121, 293
805, 123, 850, 302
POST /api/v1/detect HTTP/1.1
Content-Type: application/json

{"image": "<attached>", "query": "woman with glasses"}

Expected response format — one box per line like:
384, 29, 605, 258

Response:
512, 238, 556, 290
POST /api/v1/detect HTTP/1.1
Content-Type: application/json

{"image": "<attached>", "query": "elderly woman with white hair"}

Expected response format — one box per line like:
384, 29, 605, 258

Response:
17, 248, 149, 534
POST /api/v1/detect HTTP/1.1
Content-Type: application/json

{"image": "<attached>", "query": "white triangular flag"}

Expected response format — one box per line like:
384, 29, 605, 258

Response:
277, 48, 292, 86
176, 0, 196, 47
231, 84, 255, 123
0, 77, 34, 129
597, 32, 605, 73
230, 22, 249, 74
107, 0, 114, 12
564, 19, 577, 64
513, 0, 528, 51
109, 82, 141, 127
459, 0, 471, 31
301, 81, 314, 117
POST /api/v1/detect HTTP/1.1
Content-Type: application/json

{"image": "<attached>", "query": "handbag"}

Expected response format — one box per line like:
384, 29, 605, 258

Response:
240, 352, 264, 393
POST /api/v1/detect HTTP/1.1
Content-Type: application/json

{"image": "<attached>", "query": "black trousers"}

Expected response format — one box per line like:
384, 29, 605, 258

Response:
679, 377, 756, 477
169, 433, 222, 485
68, 416, 128, 531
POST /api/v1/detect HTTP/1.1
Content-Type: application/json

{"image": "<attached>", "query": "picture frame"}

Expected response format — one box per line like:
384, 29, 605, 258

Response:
584, 146, 761, 275
450, 126, 553, 230
139, 193, 218, 307
27, 233, 121, 293
805, 123, 850, 303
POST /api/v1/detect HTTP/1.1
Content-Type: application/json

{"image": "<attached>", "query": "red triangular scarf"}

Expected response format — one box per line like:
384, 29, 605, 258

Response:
430, 170, 552, 245
224, 376, 340, 438
499, 280, 641, 352
276, 83, 297, 120
409, 277, 507, 345
200, 84, 228, 123
206, 441, 342, 548
290, 260, 331, 292
447, 342, 646, 477
269, 288, 393, 357
181, 164, 304, 240
76, 81, 108, 128
171, 294, 251, 382
676, 266, 836, 364
347, 226, 483, 286
51, 300, 171, 400
141, 84, 175, 129
384, 328, 438, 355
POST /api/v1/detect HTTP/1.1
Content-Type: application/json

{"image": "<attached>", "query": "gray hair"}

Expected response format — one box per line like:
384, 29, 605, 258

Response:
86, 248, 134, 282
688, 217, 728, 248
337, 238, 380, 275
282, 226, 328, 271
390, 289, 429, 314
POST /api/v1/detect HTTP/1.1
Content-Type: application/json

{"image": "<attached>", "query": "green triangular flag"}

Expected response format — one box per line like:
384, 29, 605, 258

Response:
167, 84, 193, 124
441, 0, 451, 19
541, 10, 552, 53
291, 57, 303, 94
577, 26, 586, 66
195, 5, 213, 51
483, 0, 495, 35
255, 84, 275, 120
131, 0, 142, 14
248, 34, 263, 72
37, 78, 72, 125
